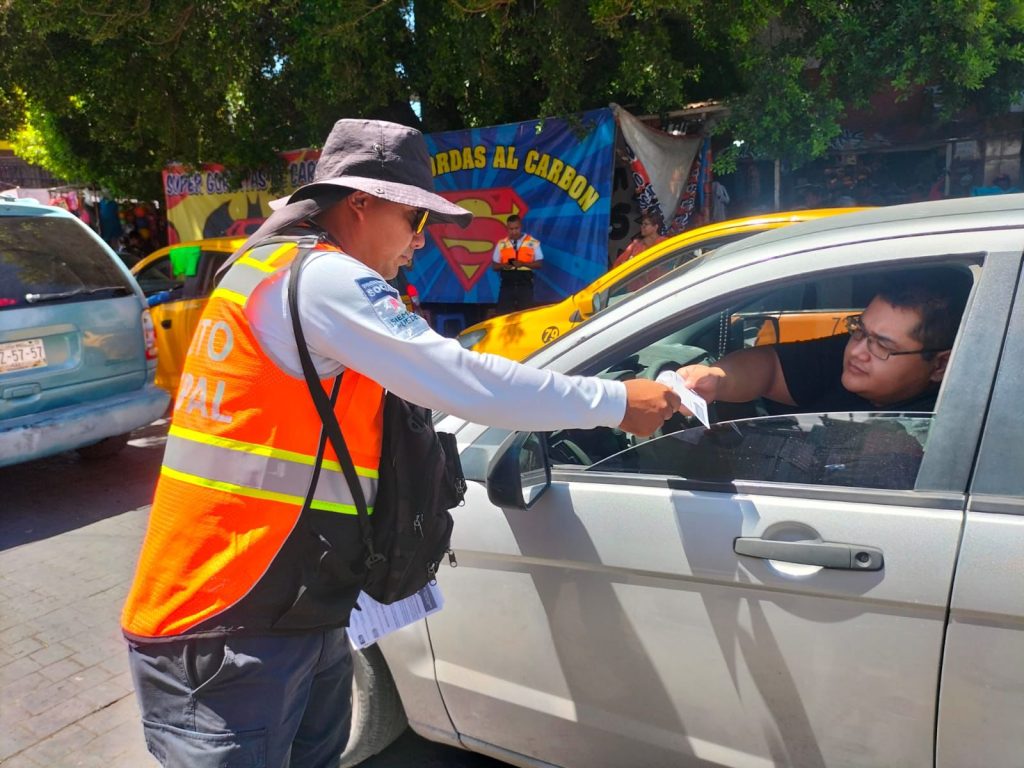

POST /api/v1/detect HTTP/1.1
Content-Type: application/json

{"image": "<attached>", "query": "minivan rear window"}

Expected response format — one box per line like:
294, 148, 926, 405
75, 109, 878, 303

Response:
0, 216, 135, 310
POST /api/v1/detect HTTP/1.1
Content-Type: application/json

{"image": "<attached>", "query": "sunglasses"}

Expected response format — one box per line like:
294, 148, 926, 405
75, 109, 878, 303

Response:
408, 208, 429, 235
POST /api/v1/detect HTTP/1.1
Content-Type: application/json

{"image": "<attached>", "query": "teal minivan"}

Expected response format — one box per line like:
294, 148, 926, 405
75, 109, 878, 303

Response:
0, 195, 169, 467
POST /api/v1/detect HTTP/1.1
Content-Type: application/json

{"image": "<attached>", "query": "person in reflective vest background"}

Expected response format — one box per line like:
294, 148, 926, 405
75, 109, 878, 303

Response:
491, 213, 543, 313
121, 118, 683, 768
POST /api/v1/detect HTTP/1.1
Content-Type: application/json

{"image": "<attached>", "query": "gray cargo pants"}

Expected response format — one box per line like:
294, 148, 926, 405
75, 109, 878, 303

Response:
126, 628, 352, 768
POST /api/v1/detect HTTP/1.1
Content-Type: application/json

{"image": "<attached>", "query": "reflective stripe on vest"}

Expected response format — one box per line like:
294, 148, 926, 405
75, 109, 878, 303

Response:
163, 426, 377, 515
122, 237, 385, 639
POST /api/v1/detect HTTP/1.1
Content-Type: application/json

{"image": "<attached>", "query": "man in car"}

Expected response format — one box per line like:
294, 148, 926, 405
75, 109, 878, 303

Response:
678, 275, 970, 414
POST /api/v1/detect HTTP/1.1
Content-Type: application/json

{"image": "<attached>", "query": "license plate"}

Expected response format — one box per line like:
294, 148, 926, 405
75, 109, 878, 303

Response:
0, 338, 47, 373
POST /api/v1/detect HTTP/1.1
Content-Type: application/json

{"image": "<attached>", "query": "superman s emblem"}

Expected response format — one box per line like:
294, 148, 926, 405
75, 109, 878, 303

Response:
429, 188, 530, 291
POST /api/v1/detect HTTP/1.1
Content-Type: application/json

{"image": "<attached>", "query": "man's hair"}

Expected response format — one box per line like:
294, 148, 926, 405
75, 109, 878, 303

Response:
876, 271, 972, 358
506, 214, 522, 225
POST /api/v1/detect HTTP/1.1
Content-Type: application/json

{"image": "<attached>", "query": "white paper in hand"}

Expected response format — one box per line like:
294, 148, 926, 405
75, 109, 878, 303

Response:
656, 370, 711, 429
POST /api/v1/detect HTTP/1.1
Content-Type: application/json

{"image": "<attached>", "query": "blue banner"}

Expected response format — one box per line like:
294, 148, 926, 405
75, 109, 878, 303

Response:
413, 108, 615, 304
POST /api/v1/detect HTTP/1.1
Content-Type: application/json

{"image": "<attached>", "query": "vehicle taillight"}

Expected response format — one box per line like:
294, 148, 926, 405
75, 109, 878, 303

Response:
141, 309, 159, 360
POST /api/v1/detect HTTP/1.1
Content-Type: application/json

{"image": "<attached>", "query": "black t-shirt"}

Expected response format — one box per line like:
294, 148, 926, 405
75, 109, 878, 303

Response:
773, 334, 939, 413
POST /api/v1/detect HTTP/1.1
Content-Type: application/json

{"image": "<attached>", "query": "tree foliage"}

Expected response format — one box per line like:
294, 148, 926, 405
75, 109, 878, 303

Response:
1, 0, 1022, 197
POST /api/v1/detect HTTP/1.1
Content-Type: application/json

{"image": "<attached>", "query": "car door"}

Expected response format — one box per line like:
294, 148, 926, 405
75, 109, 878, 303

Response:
425, 234, 1020, 768
935, 257, 1024, 767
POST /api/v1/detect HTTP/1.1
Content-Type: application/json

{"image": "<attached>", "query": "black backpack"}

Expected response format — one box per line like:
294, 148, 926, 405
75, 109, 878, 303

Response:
287, 247, 466, 605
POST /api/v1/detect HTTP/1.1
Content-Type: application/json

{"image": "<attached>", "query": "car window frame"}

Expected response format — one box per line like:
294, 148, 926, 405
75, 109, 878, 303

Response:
912, 249, 1021, 493
966, 255, 1024, 512
543, 239, 1020, 503
133, 253, 183, 297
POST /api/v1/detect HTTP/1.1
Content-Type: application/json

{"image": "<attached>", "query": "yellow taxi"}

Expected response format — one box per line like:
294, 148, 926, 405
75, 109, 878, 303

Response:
457, 209, 862, 361
131, 237, 247, 395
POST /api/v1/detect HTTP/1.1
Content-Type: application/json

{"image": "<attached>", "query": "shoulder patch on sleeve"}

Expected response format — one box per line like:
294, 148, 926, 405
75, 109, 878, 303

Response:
355, 276, 430, 339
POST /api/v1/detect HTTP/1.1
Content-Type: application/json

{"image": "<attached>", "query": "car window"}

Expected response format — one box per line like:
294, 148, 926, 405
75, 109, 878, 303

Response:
587, 413, 932, 491
548, 261, 976, 492
0, 215, 134, 310
134, 254, 182, 296
135, 248, 231, 301
191, 249, 232, 298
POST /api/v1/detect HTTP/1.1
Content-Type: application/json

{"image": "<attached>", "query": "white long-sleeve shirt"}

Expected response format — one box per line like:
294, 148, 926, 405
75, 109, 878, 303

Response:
246, 248, 625, 432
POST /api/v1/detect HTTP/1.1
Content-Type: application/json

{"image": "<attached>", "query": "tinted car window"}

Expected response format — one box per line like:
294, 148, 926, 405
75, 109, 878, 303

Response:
136, 248, 231, 302
134, 255, 182, 296
587, 413, 931, 491
0, 216, 133, 310
190, 249, 232, 298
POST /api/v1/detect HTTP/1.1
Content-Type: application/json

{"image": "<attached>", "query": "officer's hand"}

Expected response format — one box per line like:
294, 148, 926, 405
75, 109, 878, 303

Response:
619, 379, 681, 437
677, 364, 724, 406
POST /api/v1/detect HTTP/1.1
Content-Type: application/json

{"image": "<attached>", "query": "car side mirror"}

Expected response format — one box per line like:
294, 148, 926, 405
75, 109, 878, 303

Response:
487, 431, 551, 510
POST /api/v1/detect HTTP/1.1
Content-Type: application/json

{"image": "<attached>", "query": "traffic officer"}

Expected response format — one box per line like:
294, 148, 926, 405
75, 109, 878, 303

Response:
122, 119, 682, 768
491, 213, 543, 313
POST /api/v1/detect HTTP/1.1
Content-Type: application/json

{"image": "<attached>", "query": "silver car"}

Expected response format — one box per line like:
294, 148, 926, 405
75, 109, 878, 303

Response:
343, 194, 1024, 768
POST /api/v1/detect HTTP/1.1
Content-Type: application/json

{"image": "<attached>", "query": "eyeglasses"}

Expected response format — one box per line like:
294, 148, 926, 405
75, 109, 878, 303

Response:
844, 314, 946, 361
407, 208, 429, 235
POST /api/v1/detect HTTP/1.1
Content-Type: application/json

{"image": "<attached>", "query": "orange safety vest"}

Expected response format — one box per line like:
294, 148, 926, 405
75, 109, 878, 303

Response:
122, 237, 385, 640
497, 234, 539, 269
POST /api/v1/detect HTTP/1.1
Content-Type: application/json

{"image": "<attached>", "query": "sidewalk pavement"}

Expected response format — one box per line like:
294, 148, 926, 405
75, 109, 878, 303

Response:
0, 420, 167, 768
0, 504, 156, 767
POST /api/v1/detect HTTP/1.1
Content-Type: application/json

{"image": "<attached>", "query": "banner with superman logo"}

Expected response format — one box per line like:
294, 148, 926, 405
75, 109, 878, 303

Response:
163, 111, 614, 304
417, 108, 615, 304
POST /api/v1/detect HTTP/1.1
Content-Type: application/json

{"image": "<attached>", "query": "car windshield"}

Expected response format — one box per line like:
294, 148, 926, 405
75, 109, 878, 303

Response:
0, 216, 134, 310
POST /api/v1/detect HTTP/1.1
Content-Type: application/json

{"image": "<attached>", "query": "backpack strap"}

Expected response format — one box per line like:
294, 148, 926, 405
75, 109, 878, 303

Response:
287, 247, 384, 570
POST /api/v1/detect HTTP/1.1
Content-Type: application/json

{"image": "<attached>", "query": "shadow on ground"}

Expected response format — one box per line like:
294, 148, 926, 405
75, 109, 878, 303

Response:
361, 729, 504, 768
0, 418, 169, 551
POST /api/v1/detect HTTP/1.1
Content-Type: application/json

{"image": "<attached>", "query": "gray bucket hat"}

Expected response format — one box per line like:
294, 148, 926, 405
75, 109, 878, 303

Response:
220, 119, 473, 274
270, 118, 472, 227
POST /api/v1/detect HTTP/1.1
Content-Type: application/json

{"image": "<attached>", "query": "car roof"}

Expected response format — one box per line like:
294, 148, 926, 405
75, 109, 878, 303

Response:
704, 193, 1024, 272
0, 196, 80, 220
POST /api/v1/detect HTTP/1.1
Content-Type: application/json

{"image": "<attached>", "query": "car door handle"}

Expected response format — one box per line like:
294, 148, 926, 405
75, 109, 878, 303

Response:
734, 537, 883, 571
161, 319, 172, 329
